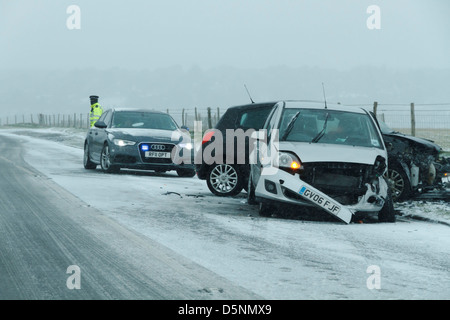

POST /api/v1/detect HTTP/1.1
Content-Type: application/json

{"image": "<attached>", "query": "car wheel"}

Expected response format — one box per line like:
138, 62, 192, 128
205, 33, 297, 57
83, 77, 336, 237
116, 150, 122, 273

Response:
83, 143, 97, 170
247, 173, 257, 205
100, 144, 119, 173
259, 202, 275, 217
176, 168, 196, 177
378, 184, 396, 223
206, 164, 243, 196
386, 166, 412, 201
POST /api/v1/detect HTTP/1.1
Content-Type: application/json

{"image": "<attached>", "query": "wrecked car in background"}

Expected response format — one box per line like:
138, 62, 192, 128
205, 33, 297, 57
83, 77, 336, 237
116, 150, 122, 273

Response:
379, 121, 450, 201
247, 101, 395, 224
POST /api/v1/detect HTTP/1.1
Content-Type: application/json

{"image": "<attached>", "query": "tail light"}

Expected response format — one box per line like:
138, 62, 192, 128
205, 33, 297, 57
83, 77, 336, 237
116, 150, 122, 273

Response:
202, 131, 215, 145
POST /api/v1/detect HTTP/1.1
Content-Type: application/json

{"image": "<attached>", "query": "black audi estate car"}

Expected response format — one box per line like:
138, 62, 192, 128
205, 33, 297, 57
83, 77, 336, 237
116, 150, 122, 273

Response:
84, 108, 196, 177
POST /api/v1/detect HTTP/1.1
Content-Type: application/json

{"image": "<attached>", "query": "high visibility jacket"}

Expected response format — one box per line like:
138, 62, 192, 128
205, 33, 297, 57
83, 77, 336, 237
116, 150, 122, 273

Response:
90, 103, 103, 127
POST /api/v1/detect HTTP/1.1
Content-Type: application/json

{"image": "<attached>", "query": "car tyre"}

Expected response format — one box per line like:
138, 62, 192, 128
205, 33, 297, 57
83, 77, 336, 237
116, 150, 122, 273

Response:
206, 164, 243, 196
378, 184, 396, 223
386, 165, 412, 202
100, 144, 119, 173
83, 143, 97, 170
176, 168, 196, 177
247, 173, 257, 205
259, 202, 275, 217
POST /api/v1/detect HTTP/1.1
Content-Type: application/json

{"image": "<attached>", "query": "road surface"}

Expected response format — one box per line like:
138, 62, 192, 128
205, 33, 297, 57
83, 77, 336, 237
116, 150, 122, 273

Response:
0, 134, 258, 299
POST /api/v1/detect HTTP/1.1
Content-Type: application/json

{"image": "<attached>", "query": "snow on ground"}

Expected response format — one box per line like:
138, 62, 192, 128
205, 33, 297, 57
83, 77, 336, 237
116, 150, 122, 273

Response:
4, 126, 449, 225
1, 127, 449, 299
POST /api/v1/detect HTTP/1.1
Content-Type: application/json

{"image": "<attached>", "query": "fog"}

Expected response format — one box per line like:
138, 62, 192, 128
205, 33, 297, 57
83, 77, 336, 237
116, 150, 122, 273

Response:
1, 0, 449, 117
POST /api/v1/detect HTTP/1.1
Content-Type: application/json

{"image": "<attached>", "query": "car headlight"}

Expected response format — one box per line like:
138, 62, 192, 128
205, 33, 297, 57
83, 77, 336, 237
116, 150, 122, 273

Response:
113, 139, 136, 147
274, 152, 303, 170
179, 142, 193, 150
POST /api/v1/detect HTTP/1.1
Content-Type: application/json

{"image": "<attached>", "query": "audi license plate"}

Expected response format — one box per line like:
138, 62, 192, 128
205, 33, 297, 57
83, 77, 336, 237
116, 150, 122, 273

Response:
145, 151, 171, 158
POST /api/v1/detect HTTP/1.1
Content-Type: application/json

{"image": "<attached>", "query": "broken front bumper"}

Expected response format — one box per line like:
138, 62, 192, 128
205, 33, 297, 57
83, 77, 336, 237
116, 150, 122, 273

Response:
254, 168, 388, 224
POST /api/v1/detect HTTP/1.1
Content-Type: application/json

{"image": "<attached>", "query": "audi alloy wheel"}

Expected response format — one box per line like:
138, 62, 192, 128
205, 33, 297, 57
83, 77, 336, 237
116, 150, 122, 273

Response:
101, 144, 119, 173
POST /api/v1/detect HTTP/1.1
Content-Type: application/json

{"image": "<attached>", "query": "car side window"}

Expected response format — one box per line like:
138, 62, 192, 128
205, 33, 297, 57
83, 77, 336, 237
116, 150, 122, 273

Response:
103, 111, 113, 127
97, 111, 108, 123
237, 107, 273, 130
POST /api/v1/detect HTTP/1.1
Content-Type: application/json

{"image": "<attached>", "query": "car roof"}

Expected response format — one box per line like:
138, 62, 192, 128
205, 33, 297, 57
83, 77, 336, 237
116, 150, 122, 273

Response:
281, 100, 369, 114
225, 101, 278, 111
111, 108, 168, 114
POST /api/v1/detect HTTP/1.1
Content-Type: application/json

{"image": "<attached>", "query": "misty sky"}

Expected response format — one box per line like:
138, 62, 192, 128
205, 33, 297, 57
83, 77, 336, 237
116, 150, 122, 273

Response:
1, 0, 449, 71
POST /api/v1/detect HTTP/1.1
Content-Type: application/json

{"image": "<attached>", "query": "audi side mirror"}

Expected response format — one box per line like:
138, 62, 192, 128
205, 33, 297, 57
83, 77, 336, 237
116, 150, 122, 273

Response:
94, 121, 107, 129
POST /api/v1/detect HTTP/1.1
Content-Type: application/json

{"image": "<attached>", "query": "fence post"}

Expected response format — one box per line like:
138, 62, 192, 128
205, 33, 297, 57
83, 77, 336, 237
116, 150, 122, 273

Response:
207, 107, 212, 129
182, 109, 185, 126
373, 101, 378, 118
410, 102, 415, 136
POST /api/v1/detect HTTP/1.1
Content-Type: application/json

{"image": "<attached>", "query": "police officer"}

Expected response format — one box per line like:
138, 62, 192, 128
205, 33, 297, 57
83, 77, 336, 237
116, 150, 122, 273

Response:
89, 95, 103, 127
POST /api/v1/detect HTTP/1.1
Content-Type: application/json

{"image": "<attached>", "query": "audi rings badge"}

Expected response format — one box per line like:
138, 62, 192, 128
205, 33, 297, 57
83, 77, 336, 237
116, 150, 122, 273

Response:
151, 144, 166, 151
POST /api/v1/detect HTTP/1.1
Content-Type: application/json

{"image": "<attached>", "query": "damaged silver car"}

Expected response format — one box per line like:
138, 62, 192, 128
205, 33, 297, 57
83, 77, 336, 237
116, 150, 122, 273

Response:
247, 101, 395, 224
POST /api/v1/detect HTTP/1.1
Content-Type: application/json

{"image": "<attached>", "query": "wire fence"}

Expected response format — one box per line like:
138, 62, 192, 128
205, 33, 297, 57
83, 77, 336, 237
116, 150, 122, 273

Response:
0, 107, 223, 131
1, 102, 449, 150
373, 102, 450, 152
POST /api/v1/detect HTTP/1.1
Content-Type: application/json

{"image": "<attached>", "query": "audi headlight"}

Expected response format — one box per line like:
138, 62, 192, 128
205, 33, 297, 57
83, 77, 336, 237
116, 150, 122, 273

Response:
274, 152, 303, 170
179, 142, 193, 150
113, 139, 136, 147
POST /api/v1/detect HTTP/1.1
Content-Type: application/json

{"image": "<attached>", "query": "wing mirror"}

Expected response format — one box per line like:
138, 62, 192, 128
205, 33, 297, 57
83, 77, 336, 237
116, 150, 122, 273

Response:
94, 121, 107, 129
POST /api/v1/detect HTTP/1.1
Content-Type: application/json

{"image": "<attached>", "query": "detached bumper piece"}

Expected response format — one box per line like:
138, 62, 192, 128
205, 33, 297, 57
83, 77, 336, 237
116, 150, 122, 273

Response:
255, 168, 387, 224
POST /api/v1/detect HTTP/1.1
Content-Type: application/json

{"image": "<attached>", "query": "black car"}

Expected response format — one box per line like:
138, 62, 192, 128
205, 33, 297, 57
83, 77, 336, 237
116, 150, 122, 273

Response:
84, 108, 196, 177
195, 102, 277, 196
379, 120, 449, 201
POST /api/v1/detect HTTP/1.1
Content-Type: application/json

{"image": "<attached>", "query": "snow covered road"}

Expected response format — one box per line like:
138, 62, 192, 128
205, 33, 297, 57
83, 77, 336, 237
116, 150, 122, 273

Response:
1, 128, 449, 299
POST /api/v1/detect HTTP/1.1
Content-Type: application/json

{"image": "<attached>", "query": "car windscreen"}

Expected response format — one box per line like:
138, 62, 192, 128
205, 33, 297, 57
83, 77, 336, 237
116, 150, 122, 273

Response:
112, 112, 178, 130
279, 108, 384, 149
